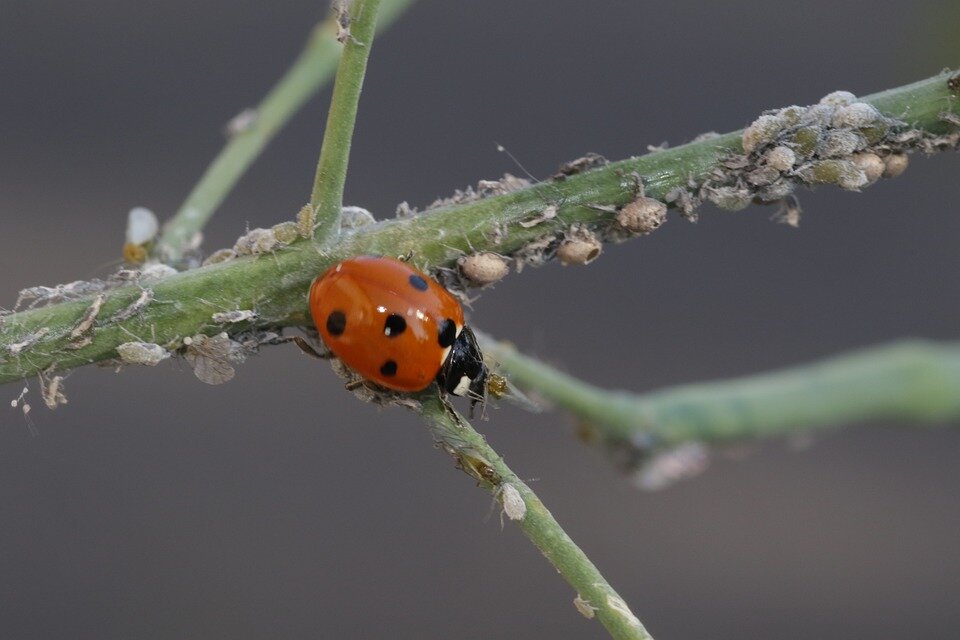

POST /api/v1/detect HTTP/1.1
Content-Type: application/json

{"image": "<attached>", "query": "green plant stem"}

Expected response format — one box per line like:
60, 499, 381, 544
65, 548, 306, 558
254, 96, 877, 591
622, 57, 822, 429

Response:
416, 394, 653, 640
158, 0, 413, 260
2, 72, 957, 384
482, 338, 960, 447
309, 0, 382, 241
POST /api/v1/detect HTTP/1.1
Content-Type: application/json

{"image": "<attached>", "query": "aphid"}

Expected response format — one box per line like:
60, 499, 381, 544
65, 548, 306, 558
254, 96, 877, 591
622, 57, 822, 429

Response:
224, 108, 258, 138
309, 256, 489, 412
574, 595, 597, 620
447, 445, 501, 485
499, 483, 526, 521
116, 342, 170, 366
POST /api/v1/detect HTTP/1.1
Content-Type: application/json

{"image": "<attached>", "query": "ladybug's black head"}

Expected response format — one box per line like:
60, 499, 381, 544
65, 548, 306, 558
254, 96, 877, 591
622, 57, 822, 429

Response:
436, 325, 487, 416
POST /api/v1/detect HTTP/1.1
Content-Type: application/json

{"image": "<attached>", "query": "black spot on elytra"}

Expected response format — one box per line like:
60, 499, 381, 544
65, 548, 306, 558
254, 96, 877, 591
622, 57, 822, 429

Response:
326, 311, 347, 336
384, 314, 406, 337
409, 274, 428, 291
380, 360, 398, 377
438, 318, 456, 348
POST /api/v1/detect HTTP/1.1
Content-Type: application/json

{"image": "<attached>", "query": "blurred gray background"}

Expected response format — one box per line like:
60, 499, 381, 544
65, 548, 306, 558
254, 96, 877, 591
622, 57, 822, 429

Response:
2, 1, 960, 638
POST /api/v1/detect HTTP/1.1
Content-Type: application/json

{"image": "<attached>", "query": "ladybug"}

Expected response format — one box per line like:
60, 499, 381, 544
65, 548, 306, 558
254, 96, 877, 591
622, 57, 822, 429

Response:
308, 256, 488, 410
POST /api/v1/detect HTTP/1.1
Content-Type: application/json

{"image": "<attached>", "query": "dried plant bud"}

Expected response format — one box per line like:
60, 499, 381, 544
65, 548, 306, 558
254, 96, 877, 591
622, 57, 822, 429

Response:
616, 197, 667, 234
459, 252, 509, 286
882, 153, 909, 178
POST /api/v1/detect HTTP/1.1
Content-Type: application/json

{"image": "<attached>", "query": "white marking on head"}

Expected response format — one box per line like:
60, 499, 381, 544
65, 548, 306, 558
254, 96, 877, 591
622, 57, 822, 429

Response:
453, 375, 471, 396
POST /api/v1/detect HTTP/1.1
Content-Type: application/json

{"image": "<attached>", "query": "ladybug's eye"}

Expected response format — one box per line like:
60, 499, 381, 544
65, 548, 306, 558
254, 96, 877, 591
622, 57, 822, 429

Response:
384, 314, 407, 337
438, 318, 457, 348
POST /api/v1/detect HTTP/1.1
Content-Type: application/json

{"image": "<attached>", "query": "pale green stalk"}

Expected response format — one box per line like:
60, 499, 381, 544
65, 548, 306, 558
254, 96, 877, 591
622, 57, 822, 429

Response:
310, 0, 383, 241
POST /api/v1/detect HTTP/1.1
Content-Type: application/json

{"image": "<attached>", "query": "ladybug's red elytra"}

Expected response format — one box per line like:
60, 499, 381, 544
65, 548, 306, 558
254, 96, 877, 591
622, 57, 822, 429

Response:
309, 256, 488, 409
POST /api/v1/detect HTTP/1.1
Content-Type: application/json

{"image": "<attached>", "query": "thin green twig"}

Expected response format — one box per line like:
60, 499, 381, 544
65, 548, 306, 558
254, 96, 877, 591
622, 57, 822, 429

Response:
309, 0, 383, 241
158, 0, 413, 260
2, 72, 957, 384
416, 394, 653, 640
482, 337, 960, 448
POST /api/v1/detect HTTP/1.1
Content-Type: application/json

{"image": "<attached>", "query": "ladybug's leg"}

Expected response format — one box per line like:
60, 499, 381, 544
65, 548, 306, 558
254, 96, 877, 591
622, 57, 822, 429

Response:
344, 379, 367, 391
286, 335, 332, 359
438, 389, 468, 429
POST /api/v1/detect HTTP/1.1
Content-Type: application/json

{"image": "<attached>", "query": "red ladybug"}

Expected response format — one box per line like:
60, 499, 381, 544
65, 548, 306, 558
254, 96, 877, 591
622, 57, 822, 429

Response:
309, 256, 487, 409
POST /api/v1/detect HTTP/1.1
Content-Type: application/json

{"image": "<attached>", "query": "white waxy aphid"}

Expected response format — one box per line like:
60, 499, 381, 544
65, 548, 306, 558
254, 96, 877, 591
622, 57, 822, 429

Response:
500, 483, 526, 521
126, 207, 159, 246
635, 442, 709, 491
117, 342, 170, 366
764, 145, 797, 172
818, 130, 865, 158
573, 595, 597, 620
140, 264, 178, 282
341, 206, 376, 230
224, 108, 258, 137
202, 248, 238, 266
831, 102, 883, 129
741, 113, 785, 154
234, 228, 283, 256
819, 90, 857, 107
